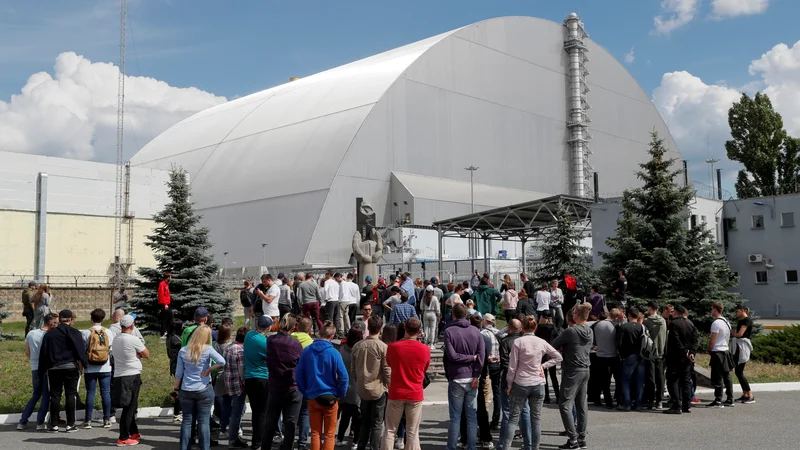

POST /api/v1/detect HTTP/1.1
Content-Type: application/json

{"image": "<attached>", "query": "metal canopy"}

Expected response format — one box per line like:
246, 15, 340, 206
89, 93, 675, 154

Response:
432, 194, 593, 242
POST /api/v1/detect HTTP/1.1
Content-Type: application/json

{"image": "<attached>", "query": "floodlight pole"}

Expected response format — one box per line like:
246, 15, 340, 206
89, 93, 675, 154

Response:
465, 166, 479, 264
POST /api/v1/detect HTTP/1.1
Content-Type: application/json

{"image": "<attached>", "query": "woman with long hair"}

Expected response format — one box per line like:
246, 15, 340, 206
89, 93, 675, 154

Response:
732, 305, 755, 404
534, 315, 561, 404
421, 286, 441, 348
501, 274, 512, 293
175, 325, 225, 450
502, 316, 562, 450
32, 284, 52, 328
337, 327, 363, 447
502, 281, 519, 324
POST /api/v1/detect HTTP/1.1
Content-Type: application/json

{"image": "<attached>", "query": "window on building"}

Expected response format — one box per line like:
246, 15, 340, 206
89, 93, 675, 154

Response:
690, 215, 697, 228
787, 270, 799, 284
782, 212, 795, 227
756, 271, 769, 284
724, 218, 737, 231
752, 215, 764, 229
701, 215, 707, 224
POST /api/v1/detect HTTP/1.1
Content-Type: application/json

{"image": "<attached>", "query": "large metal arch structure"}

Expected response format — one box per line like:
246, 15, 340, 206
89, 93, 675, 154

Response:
432, 195, 593, 278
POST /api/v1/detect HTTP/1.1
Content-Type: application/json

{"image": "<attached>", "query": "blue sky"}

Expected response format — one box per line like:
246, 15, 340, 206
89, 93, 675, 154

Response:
1, 0, 799, 193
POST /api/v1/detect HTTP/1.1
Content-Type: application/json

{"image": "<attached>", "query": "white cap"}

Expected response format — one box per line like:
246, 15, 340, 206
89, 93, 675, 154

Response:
120, 315, 135, 328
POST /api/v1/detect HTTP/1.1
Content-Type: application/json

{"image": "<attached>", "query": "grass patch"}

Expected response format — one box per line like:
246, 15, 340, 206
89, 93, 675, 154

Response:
694, 353, 800, 384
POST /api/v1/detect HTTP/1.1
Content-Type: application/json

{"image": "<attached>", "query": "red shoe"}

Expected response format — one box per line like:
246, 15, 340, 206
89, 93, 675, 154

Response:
130, 433, 141, 440
691, 397, 701, 404
116, 438, 140, 446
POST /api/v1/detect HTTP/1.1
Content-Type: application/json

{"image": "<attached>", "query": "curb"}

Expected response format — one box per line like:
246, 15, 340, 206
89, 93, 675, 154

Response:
764, 325, 787, 330
0, 406, 174, 426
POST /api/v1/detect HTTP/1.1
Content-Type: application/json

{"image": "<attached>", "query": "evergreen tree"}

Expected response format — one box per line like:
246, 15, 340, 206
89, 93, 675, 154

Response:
534, 203, 595, 287
130, 169, 230, 329
600, 131, 739, 329
0, 297, 10, 339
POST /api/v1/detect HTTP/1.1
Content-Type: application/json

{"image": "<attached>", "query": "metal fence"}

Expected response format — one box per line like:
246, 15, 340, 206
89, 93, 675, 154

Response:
0, 274, 124, 288
377, 258, 536, 287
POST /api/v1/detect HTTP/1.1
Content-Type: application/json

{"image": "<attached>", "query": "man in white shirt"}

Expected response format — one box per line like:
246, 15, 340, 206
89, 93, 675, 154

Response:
108, 309, 144, 344
81, 308, 114, 429
18, 312, 57, 430
324, 272, 342, 335
112, 315, 149, 446
535, 284, 551, 320
256, 274, 281, 331
339, 273, 360, 335
707, 301, 734, 408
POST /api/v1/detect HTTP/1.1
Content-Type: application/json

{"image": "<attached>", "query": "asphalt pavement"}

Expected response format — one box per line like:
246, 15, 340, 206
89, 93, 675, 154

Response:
0, 391, 797, 449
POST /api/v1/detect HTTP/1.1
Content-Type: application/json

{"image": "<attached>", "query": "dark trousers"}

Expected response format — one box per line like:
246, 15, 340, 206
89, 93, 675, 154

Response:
588, 353, 600, 403
461, 378, 492, 444
644, 358, 664, 404
245, 378, 269, 448
710, 351, 734, 402
160, 306, 173, 335
302, 303, 323, 334
24, 311, 34, 336
325, 301, 340, 327
262, 389, 302, 450
337, 403, 361, 443
347, 303, 358, 328
118, 375, 141, 441
357, 395, 386, 450
734, 349, 750, 392
279, 304, 292, 320
595, 356, 618, 407
666, 359, 692, 411
488, 364, 502, 426
48, 368, 80, 427
544, 364, 559, 402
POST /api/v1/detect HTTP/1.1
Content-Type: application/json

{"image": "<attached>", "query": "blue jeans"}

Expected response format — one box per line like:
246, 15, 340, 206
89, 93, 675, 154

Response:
503, 383, 543, 450
621, 354, 645, 408
180, 385, 214, 450
447, 380, 478, 450
219, 394, 232, 432
20, 370, 49, 425
84, 372, 112, 421
227, 392, 247, 445
499, 380, 531, 450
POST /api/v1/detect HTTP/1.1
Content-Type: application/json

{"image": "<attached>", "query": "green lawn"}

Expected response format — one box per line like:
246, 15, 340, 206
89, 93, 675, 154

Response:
695, 353, 800, 384
0, 320, 178, 414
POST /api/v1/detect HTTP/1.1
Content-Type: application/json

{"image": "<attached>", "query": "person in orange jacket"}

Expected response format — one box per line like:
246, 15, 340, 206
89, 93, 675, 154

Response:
158, 271, 173, 338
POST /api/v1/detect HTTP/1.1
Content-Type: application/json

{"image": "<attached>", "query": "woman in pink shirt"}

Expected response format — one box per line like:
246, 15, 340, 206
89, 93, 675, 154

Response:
503, 316, 562, 450
502, 282, 519, 323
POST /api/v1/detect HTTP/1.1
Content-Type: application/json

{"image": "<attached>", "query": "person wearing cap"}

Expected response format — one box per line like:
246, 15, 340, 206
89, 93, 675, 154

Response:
421, 285, 441, 349
244, 315, 273, 447
158, 271, 173, 338
112, 314, 150, 445
182, 307, 212, 346
21, 281, 37, 336
429, 278, 444, 302
38, 309, 89, 433
360, 276, 375, 309
17, 312, 58, 431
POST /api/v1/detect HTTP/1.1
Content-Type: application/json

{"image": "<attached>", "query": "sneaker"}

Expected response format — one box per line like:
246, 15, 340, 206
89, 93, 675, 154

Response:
273, 434, 283, 443
130, 433, 142, 440
691, 397, 701, 404
395, 439, 405, 449
81, 421, 92, 429
663, 408, 682, 415
706, 400, 724, 408
456, 443, 466, 450
616, 405, 630, 412
513, 432, 522, 440
219, 431, 229, 442
351, 445, 358, 450
36, 424, 47, 431
229, 438, 249, 448
116, 438, 140, 446
736, 395, 748, 402
173, 414, 183, 423
47, 426, 59, 433
16, 423, 28, 430
741, 396, 756, 404
723, 399, 735, 407
104, 419, 112, 428
161, 333, 168, 340
578, 441, 588, 449
110, 416, 117, 424
482, 442, 495, 449
655, 402, 663, 410
336, 440, 347, 447
558, 442, 580, 450
65, 425, 78, 433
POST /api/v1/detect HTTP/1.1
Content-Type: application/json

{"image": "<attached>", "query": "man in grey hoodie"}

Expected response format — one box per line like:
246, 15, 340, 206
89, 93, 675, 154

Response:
551, 304, 593, 450
443, 303, 485, 450
643, 301, 667, 410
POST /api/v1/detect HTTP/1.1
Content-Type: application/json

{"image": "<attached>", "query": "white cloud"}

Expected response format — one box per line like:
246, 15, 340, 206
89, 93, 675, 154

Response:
0, 52, 226, 162
624, 48, 635, 64
653, 40, 800, 192
653, 0, 699, 35
711, 0, 769, 18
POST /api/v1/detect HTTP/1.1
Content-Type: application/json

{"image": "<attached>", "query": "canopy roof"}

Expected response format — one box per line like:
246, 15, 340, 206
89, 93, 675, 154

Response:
432, 195, 593, 241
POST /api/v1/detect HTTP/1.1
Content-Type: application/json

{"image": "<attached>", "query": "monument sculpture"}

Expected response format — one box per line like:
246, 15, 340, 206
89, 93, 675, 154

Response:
352, 227, 383, 284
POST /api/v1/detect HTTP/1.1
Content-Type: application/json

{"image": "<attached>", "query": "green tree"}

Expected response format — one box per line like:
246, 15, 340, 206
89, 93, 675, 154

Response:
725, 92, 800, 197
600, 131, 739, 329
130, 169, 230, 329
0, 297, 10, 339
534, 203, 595, 287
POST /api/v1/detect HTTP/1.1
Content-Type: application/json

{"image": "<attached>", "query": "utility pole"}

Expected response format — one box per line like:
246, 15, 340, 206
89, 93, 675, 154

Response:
705, 158, 719, 195
261, 243, 268, 273
465, 166, 479, 262
223, 252, 228, 278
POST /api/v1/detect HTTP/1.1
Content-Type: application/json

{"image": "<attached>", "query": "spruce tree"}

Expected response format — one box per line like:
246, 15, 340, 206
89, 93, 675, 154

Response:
130, 169, 230, 328
534, 203, 595, 287
600, 131, 739, 329
0, 298, 10, 339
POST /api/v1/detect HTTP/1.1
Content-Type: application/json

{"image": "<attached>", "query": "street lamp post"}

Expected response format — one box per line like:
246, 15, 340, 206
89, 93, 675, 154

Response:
704, 158, 719, 195
465, 166, 479, 262
223, 252, 228, 278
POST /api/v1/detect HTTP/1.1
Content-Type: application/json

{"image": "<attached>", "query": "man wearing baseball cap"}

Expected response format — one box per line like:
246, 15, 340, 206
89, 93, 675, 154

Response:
38, 310, 89, 433
360, 276, 375, 309
182, 307, 211, 346
112, 314, 150, 445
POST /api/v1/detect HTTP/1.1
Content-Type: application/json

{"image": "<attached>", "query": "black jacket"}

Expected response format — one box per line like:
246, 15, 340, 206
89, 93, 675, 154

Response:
616, 322, 644, 358
516, 297, 537, 317
666, 317, 698, 362
38, 323, 89, 373
499, 332, 523, 380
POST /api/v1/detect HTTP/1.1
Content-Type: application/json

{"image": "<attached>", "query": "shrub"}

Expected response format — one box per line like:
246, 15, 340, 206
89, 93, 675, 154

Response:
752, 325, 800, 365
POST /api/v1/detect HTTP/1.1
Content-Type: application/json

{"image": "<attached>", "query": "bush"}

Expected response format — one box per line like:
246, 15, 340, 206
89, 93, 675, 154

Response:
752, 325, 800, 365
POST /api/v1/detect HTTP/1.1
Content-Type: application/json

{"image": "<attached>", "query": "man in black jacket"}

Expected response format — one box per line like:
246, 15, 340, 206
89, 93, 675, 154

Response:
497, 319, 532, 450
663, 304, 698, 415
39, 309, 89, 432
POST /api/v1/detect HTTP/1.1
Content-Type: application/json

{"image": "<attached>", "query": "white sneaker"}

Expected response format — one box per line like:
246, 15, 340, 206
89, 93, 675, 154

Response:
173, 414, 182, 423
81, 421, 92, 429
16, 423, 28, 430
104, 419, 112, 428
351, 445, 358, 450
36, 424, 47, 431
336, 440, 346, 447
395, 439, 404, 449
110, 416, 117, 424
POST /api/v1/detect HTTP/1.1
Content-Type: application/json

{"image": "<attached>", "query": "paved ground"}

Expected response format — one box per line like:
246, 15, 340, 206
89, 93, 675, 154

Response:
1, 391, 797, 449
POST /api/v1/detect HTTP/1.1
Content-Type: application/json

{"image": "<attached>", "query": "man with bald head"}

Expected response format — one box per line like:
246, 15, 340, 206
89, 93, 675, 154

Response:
109, 309, 144, 344
498, 318, 532, 448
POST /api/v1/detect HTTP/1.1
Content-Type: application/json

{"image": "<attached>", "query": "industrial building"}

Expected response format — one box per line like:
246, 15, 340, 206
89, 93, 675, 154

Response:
130, 15, 681, 269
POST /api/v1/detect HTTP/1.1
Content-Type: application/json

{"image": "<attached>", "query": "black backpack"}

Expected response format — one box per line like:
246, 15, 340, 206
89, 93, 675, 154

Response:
240, 289, 252, 308
252, 285, 264, 315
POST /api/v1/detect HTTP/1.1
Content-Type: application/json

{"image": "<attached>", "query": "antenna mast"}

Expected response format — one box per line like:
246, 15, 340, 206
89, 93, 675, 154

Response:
114, 0, 127, 290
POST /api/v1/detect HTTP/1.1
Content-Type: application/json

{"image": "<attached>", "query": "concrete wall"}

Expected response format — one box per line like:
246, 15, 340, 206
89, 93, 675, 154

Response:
723, 194, 800, 318
0, 287, 117, 322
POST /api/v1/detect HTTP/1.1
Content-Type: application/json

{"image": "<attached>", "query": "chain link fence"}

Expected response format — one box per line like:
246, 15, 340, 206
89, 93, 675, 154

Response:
0, 274, 127, 288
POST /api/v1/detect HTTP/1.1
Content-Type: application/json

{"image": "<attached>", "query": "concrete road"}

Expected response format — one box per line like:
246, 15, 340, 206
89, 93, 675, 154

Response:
0, 391, 796, 449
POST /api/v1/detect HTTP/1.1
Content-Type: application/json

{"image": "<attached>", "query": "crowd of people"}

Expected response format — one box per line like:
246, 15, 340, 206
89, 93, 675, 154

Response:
14, 268, 756, 450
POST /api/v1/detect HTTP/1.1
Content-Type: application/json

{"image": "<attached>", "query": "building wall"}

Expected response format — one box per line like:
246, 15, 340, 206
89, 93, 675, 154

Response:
723, 194, 800, 318
0, 287, 117, 322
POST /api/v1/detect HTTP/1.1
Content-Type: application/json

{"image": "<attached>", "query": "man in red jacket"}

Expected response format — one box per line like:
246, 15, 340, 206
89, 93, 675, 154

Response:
158, 271, 172, 338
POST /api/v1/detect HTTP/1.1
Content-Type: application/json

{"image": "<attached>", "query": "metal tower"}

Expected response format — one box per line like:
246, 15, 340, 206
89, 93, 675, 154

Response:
113, 0, 127, 290
564, 13, 593, 198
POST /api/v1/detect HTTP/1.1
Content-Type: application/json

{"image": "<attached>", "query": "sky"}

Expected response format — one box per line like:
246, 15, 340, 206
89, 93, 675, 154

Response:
1, 0, 799, 195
